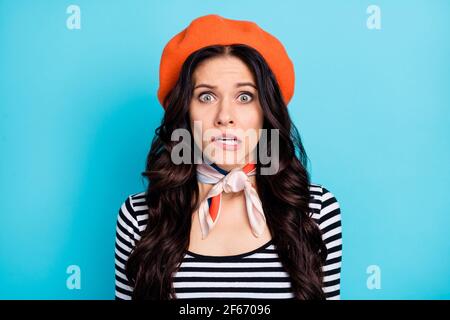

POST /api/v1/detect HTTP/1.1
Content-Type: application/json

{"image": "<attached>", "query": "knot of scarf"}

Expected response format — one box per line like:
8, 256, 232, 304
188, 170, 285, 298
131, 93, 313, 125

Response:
195, 162, 267, 239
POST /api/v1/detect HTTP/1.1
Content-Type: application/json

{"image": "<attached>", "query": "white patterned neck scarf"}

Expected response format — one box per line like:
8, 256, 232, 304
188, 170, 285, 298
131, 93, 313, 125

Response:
195, 162, 267, 239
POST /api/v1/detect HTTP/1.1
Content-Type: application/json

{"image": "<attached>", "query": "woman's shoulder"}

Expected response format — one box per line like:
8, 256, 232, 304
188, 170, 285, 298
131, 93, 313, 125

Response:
308, 183, 340, 204
308, 183, 342, 228
116, 191, 149, 239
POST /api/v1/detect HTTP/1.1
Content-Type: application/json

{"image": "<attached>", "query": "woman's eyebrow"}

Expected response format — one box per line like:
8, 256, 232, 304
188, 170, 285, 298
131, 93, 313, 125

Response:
194, 84, 217, 90
235, 82, 257, 89
193, 82, 257, 90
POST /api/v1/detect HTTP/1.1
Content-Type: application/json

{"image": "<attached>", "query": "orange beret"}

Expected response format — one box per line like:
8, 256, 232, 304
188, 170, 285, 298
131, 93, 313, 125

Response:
157, 14, 295, 109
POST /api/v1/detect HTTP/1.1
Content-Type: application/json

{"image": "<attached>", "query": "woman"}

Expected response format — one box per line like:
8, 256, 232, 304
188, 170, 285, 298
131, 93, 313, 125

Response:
114, 14, 342, 300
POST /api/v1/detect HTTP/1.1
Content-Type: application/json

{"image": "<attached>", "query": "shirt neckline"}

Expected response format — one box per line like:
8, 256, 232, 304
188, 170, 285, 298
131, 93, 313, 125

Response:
184, 239, 274, 260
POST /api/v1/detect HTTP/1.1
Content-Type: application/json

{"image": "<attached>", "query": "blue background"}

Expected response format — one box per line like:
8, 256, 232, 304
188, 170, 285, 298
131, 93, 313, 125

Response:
1, 0, 449, 299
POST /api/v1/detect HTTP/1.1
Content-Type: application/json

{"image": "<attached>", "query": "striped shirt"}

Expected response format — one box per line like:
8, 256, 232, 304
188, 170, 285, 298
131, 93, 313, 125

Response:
114, 184, 342, 300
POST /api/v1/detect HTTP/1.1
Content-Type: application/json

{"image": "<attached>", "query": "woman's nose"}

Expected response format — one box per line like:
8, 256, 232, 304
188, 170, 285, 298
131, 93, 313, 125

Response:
215, 99, 235, 126
215, 117, 234, 126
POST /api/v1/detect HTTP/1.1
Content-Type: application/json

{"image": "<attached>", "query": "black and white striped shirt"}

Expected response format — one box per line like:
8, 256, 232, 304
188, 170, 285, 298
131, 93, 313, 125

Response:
114, 184, 342, 300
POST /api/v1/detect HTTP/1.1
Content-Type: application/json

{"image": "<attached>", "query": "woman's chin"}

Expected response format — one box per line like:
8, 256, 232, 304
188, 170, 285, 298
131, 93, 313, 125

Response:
201, 142, 256, 166
214, 157, 253, 168
206, 152, 248, 167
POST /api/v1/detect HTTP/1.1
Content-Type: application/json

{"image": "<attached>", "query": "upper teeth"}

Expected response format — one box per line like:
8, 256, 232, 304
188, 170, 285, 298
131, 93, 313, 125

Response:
216, 137, 238, 144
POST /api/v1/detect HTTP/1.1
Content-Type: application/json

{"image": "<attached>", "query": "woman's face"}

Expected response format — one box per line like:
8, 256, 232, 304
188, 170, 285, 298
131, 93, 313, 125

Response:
189, 55, 264, 171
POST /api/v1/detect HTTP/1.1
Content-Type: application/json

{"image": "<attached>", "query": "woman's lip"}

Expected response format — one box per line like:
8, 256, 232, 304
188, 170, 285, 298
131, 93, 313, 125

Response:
211, 135, 242, 142
213, 138, 242, 151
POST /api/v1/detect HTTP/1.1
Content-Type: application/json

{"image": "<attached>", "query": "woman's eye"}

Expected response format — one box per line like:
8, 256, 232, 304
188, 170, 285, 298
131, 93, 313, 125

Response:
238, 93, 253, 103
198, 93, 215, 103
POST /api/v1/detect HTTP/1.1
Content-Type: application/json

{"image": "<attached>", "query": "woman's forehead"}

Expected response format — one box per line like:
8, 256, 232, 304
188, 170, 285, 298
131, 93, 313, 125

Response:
193, 56, 255, 85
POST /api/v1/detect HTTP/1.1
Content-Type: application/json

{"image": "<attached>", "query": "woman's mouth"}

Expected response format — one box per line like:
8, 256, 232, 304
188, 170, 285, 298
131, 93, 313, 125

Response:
211, 134, 242, 151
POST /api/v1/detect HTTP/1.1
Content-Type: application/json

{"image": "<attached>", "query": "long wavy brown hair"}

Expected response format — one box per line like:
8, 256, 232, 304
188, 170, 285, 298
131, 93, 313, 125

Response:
126, 44, 328, 299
